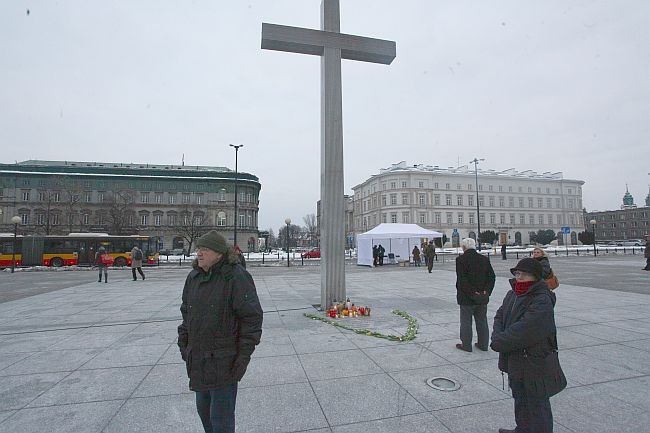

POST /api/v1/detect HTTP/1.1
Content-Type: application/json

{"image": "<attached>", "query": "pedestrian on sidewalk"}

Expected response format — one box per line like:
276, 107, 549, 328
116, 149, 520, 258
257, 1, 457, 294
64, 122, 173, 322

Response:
644, 242, 650, 271
178, 230, 263, 433
412, 245, 421, 266
94, 247, 110, 283
454, 238, 495, 352
501, 243, 507, 260
377, 244, 385, 266
130, 245, 145, 281
372, 245, 379, 267
491, 258, 567, 433
424, 240, 436, 273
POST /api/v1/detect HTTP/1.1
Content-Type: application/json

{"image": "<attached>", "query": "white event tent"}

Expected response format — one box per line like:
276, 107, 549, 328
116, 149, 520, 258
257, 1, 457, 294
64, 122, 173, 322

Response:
356, 223, 443, 266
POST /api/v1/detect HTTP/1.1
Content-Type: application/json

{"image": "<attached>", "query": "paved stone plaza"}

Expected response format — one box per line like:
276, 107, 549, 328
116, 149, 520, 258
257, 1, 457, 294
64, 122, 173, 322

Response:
0, 255, 649, 432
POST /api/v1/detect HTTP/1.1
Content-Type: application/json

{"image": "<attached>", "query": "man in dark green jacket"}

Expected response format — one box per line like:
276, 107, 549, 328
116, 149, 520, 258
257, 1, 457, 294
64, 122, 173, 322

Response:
178, 231, 263, 433
491, 258, 566, 433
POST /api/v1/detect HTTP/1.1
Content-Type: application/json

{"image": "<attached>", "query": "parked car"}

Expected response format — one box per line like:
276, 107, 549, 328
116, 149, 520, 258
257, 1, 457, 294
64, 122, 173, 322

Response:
301, 249, 321, 259
617, 239, 644, 246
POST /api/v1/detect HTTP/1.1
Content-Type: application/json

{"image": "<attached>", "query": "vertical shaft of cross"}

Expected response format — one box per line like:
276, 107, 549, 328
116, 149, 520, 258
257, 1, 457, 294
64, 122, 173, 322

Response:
320, 0, 345, 309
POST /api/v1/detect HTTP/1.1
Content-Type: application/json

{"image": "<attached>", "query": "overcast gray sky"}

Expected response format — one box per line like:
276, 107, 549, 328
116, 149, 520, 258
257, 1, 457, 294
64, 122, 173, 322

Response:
1, 0, 649, 232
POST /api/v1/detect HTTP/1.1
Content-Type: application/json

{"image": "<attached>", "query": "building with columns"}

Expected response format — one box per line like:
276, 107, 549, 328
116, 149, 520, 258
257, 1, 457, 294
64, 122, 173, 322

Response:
351, 161, 585, 246
0, 160, 261, 252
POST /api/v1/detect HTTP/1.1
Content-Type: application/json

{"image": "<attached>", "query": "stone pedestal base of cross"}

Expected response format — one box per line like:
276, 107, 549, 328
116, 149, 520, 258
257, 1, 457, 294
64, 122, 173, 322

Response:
262, 0, 395, 309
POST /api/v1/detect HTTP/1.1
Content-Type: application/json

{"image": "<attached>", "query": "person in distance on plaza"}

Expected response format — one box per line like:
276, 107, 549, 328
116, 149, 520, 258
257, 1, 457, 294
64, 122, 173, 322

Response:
644, 242, 650, 271
532, 247, 551, 279
455, 238, 496, 352
372, 245, 379, 267
501, 243, 507, 260
178, 230, 263, 433
491, 258, 567, 433
233, 244, 246, 269
424, 240, 436, 273
130, 245, 146, 281
377, 244, 385, 266
412, 245, 421, 266
95, 246, 109, 283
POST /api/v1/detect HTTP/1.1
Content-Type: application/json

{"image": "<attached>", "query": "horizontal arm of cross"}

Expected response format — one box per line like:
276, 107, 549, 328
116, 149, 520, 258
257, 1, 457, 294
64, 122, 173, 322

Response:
261, 23, 395, 65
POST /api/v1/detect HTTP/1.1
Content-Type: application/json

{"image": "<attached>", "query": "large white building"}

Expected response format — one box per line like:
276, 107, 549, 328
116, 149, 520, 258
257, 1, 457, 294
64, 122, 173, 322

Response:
351, 161, 585, 246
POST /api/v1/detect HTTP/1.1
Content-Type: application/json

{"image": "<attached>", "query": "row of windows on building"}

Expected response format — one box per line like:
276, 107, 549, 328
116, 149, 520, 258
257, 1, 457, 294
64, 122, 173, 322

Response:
12, 190, 257, 205
11, 178, 240, 193
597, 221, 649, 229
601, 230, 647, 238
359, 194, 580, 211
367, 180, 580, 196
592, 211, 648, 221
16, 210, 257, 228
359, 212, 580, 228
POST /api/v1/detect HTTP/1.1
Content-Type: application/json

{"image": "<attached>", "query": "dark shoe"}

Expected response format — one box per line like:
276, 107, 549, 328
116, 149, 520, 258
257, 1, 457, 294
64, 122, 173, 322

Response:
455, 343, 472, 352
133, 278, 137, 281
498, 429, 516, 433
474, 343, 488, 352
142, 275, 145, 280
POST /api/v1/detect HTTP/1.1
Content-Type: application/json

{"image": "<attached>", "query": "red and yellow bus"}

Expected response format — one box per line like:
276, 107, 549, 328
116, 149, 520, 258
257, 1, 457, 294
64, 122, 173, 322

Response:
0, 233, 158, 268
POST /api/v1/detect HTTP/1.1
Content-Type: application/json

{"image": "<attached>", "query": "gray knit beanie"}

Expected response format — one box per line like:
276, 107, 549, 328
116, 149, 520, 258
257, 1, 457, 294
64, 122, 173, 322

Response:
196, 230, 229, 254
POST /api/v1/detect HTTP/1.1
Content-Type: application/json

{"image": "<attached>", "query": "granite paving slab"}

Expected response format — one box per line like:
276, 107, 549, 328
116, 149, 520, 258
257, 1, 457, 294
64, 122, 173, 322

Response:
433, 398, 574, 433
553, 383, 650, 433
103, 393, 203, 433
0, 372, 69, 410
132, 363, 191, 398
389, 364, 507, 411
239, 354, 308, 388
235, 382, 329, 433
0, 347, 103, 376
331, 412, 451, 433
558, 348, 645, 385
79, 344, 168, 369
362, 343, 450, 372
310, 373, 426, 426
28, 366, 151, 407
0, 400, 123, 433
299, 349, 383, 381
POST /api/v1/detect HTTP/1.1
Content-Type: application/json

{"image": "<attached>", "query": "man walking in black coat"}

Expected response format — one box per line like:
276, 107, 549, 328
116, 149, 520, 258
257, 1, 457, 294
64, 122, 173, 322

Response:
178, 231, 263, 433
491, 258, 566, 433
455, 238, 496, 352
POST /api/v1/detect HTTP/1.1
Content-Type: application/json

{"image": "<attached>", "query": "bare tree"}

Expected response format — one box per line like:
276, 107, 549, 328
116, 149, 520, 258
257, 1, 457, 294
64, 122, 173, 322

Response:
302, 213, 317, 247
107, 189, 137, 235
57, 177, 83, 233
174, 205, 211, 255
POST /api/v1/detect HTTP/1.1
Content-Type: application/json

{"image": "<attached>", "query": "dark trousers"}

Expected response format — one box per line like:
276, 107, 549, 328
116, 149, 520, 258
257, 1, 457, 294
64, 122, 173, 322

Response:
195, 384, 238, 433
97, 266, 107, 282
509, 377, 553, 433
645, 257, 650, 270
459, 304, 489, 350
132, 267, 145, 280
427, 257, 434, 272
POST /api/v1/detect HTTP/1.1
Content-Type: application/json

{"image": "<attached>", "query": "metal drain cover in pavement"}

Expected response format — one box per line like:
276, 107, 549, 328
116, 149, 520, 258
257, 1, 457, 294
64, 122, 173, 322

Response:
426, 377, 461, 392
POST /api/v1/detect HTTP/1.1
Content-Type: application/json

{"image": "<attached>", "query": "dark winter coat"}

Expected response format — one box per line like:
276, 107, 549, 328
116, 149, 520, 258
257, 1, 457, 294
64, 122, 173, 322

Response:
177, 253, 263, 391
424, 244, 436, 258
455, 249, 496, 305
534, 256, 552, 279
645, 246, 650, 259
491, 279, 567, 398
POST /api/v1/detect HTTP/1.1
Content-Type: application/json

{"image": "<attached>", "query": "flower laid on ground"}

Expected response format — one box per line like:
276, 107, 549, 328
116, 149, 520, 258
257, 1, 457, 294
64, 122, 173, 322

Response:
304, 309, 418, 342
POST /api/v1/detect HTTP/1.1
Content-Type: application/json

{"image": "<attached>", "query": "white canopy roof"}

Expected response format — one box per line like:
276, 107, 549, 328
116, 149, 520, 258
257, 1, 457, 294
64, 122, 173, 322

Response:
357, 223, 443, 240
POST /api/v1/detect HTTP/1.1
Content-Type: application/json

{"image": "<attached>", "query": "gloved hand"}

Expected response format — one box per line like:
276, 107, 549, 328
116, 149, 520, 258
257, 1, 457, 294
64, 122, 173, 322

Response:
230, 356, 250, 381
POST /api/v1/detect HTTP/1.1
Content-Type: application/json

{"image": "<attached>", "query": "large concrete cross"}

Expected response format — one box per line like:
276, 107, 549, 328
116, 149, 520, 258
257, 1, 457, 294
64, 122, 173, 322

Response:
261, 0, 396, 309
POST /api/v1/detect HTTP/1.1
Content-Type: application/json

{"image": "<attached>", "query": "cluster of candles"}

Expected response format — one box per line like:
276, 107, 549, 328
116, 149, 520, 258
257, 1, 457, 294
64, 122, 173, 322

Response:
328, 298, 371, 318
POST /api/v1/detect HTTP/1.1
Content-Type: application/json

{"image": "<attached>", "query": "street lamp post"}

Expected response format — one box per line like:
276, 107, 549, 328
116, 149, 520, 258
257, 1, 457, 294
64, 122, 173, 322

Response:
470, 158, 485, 250
229, 144, 244, 248
590, 219, 597, 257
285, 218, 291, 267
11, 215, 21, 273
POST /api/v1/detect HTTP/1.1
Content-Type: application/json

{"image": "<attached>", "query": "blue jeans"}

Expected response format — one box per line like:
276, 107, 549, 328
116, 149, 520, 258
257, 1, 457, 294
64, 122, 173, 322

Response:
195, 384, 238, 433
509, 377, 553, 433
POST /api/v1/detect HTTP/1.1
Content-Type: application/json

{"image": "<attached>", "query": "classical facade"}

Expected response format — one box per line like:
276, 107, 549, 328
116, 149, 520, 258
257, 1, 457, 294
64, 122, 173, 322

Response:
351, 161, 585, 246
584, 187, 650, 242
0, 160, 261, 251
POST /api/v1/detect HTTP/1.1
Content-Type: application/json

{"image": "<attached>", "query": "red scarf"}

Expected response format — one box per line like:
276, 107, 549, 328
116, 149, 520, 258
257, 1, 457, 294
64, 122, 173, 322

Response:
514, 280, 535, 296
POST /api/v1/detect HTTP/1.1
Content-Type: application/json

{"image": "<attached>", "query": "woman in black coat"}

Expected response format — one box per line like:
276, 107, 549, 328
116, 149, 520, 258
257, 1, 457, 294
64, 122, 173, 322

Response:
491, 258, 566, 433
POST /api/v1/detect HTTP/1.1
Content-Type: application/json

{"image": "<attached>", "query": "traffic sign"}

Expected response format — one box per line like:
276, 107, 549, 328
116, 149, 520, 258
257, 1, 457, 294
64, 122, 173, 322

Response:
561, 226, 570, 234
